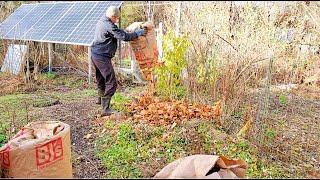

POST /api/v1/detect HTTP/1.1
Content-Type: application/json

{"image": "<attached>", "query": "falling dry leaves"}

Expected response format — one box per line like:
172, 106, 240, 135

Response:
84, 133, 92, 139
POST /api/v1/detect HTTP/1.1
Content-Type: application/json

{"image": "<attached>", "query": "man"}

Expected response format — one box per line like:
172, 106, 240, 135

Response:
91, 6, 145, 116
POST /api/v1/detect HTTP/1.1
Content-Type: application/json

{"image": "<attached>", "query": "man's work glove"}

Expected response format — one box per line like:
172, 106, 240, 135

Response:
135, 28, 146, 36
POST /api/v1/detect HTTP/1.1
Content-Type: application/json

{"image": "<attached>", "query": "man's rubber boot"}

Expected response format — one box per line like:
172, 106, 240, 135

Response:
101, 96, 118, 116
96, 97, 101, 105
96, 89, 104, 105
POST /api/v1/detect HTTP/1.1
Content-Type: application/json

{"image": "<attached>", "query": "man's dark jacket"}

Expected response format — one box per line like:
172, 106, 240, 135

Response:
91, 16, 138, 59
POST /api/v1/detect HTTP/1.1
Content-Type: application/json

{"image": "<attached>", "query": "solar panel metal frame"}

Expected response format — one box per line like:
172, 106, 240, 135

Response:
0, 4, 37, 38
22, 3, 73, 42
41, 2, 96, 44
4, 3, 55, 41
63, 2, 99, 44
66, 1, 122, 45
0, 1, 123, 47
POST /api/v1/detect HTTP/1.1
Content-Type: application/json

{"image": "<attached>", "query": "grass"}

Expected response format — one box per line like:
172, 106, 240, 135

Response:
37, 73, 90, 89
279, 94, 287, 106
0, 85, 97, 148
97, 122, 142, 178
0, 77, 134, 149
0, 94, 33, 146
95, 119, 291, 178
0, 123, 8, 147
0, 94, 33, 120
0, 74, 315, 178
92, 86, 292, 178
46, 72, 57, 79
58, 77, 86, 89
110, 92, 131, 113
36, 88, 97, 103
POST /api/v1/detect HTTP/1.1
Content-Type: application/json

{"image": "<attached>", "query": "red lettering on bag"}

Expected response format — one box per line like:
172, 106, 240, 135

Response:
135, 50, 146, 61
36, 137, 63, 169
0, 146, 10, 168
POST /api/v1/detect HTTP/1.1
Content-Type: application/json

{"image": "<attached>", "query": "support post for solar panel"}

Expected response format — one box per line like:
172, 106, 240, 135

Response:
48, 43, 53, 73
25, 44, 31, 83
88, 46, 92, 84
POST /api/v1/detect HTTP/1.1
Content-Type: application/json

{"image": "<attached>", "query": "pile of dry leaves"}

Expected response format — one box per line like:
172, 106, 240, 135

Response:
125, 94, 223, 125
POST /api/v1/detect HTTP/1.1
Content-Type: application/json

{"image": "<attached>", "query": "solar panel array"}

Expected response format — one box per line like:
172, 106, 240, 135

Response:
0, 1, 122, 46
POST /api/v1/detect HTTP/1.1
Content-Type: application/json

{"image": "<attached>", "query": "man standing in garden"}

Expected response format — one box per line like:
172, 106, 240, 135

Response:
91, 6, 146, 116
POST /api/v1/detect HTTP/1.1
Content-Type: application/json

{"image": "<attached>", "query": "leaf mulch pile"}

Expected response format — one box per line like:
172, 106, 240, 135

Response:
124, 93, 223, 125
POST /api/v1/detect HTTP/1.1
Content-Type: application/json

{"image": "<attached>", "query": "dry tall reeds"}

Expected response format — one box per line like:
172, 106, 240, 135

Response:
158, 1, 320, 140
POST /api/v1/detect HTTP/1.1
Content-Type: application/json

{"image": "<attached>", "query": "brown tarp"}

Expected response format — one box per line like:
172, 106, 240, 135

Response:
154, 154, 248, 179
